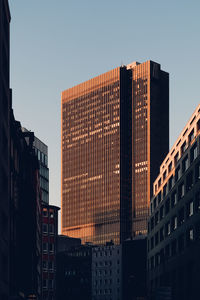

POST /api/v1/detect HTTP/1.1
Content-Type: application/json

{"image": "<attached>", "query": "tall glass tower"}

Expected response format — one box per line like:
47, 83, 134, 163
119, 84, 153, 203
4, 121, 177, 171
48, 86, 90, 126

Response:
61, 60, 169, 244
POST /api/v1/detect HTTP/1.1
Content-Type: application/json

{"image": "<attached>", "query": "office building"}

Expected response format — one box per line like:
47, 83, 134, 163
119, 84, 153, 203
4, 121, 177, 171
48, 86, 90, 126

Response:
92, 237, 147, 300
61, 60, 169, 244
147, 105, 200, 300
34, 136, 49, 204
92, 242, 122, 300
0, 1, 11, 299
22, 128, 49, 204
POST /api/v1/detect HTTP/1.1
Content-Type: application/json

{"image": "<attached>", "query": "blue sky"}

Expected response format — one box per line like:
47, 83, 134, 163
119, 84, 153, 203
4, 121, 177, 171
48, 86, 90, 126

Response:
9, 0, 200, 220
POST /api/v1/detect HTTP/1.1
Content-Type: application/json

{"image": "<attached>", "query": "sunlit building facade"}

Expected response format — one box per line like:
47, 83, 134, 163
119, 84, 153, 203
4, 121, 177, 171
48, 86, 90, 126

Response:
61, 60, 169, 244
131, 61, 169, 235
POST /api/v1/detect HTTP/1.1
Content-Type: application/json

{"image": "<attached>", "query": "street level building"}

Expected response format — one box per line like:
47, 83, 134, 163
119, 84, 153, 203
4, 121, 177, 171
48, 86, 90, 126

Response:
61, 60, 169, 244
10, 117, 42, 300
92, 237, 147, 300
148, 104, 200, 300
42, 204, 59, 300
56, 244, 93, 300
92, 242, 122, 300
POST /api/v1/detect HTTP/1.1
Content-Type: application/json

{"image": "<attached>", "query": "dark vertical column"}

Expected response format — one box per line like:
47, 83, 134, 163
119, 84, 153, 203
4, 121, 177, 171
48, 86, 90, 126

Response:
150, 61, 169, 196
120, 67, 132, 242
0, 1, 11, 299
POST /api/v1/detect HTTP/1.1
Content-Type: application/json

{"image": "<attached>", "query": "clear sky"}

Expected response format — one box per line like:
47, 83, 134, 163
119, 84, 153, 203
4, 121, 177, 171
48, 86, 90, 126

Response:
9, 0, 200, 224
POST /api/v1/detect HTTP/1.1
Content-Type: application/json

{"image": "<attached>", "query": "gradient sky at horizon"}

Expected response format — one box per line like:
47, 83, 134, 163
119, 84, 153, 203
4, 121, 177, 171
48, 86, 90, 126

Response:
9, 0, 200, 228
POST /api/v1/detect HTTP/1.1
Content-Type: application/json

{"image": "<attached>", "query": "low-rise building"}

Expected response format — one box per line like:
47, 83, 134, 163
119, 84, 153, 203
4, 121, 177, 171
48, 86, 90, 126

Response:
56, 244, 93, 300
92, 242, 122, 300
92, 238, 147, 300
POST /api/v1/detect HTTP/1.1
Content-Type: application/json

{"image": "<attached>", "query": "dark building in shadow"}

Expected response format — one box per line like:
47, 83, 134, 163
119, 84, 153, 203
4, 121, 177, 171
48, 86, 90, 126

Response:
56, 243, 93, 300
92, 237, 147, 300
10, 114, 42, 300
41, 204, 59, 300
148, 105, 200, 300
0, 0, 11, 299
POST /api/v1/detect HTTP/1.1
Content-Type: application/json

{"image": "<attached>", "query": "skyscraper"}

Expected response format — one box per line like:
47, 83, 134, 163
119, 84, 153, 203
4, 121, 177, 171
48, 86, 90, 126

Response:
61, 60, 169, 245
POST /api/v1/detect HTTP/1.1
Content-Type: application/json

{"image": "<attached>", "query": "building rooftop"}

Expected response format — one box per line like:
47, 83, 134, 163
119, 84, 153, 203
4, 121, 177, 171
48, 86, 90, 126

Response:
153, 103, 200, 195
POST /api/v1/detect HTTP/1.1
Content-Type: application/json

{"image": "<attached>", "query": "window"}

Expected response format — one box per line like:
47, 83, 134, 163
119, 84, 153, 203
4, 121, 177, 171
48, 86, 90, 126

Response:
190, 143, 197, 162
43, 260, 47, 269
49, 261, 54, 270
43, 224, 48, 233
190, 201, 194, 216
49, 279, 53, 289
50, 211, 54, 218
171, 192, 177, 207
43, 279, 47, 289
187, 201, 193, 217
189, 129, 194, 143
43, 209, 48, 217
163, 184, 167, 197
158, 178, 161, 187
181, 141, 187, 154
175, 166, 181, 182
186, 171, 193, 192
158, 192, 161, 204
49, 244, 54, 253
163, 171, 167, 181
160, 205, 164, 220
168, 162, 172, 173
165, 198, 170, 215
155, 212, 159, 225
168, 176, 173, 190
172, 216, 177, 231
174, 152, 179, 165
49, 224, 54, 234
178, 207, 185, 225
182, 156, 189, 172
165, 222, 170, 236
43, 243, 48, 252
178, 183, 184, 200
186, 228, 194, 245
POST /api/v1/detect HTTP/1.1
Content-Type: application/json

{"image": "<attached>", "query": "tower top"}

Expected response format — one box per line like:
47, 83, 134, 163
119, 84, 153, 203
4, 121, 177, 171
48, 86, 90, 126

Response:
126, 61, 140, 69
